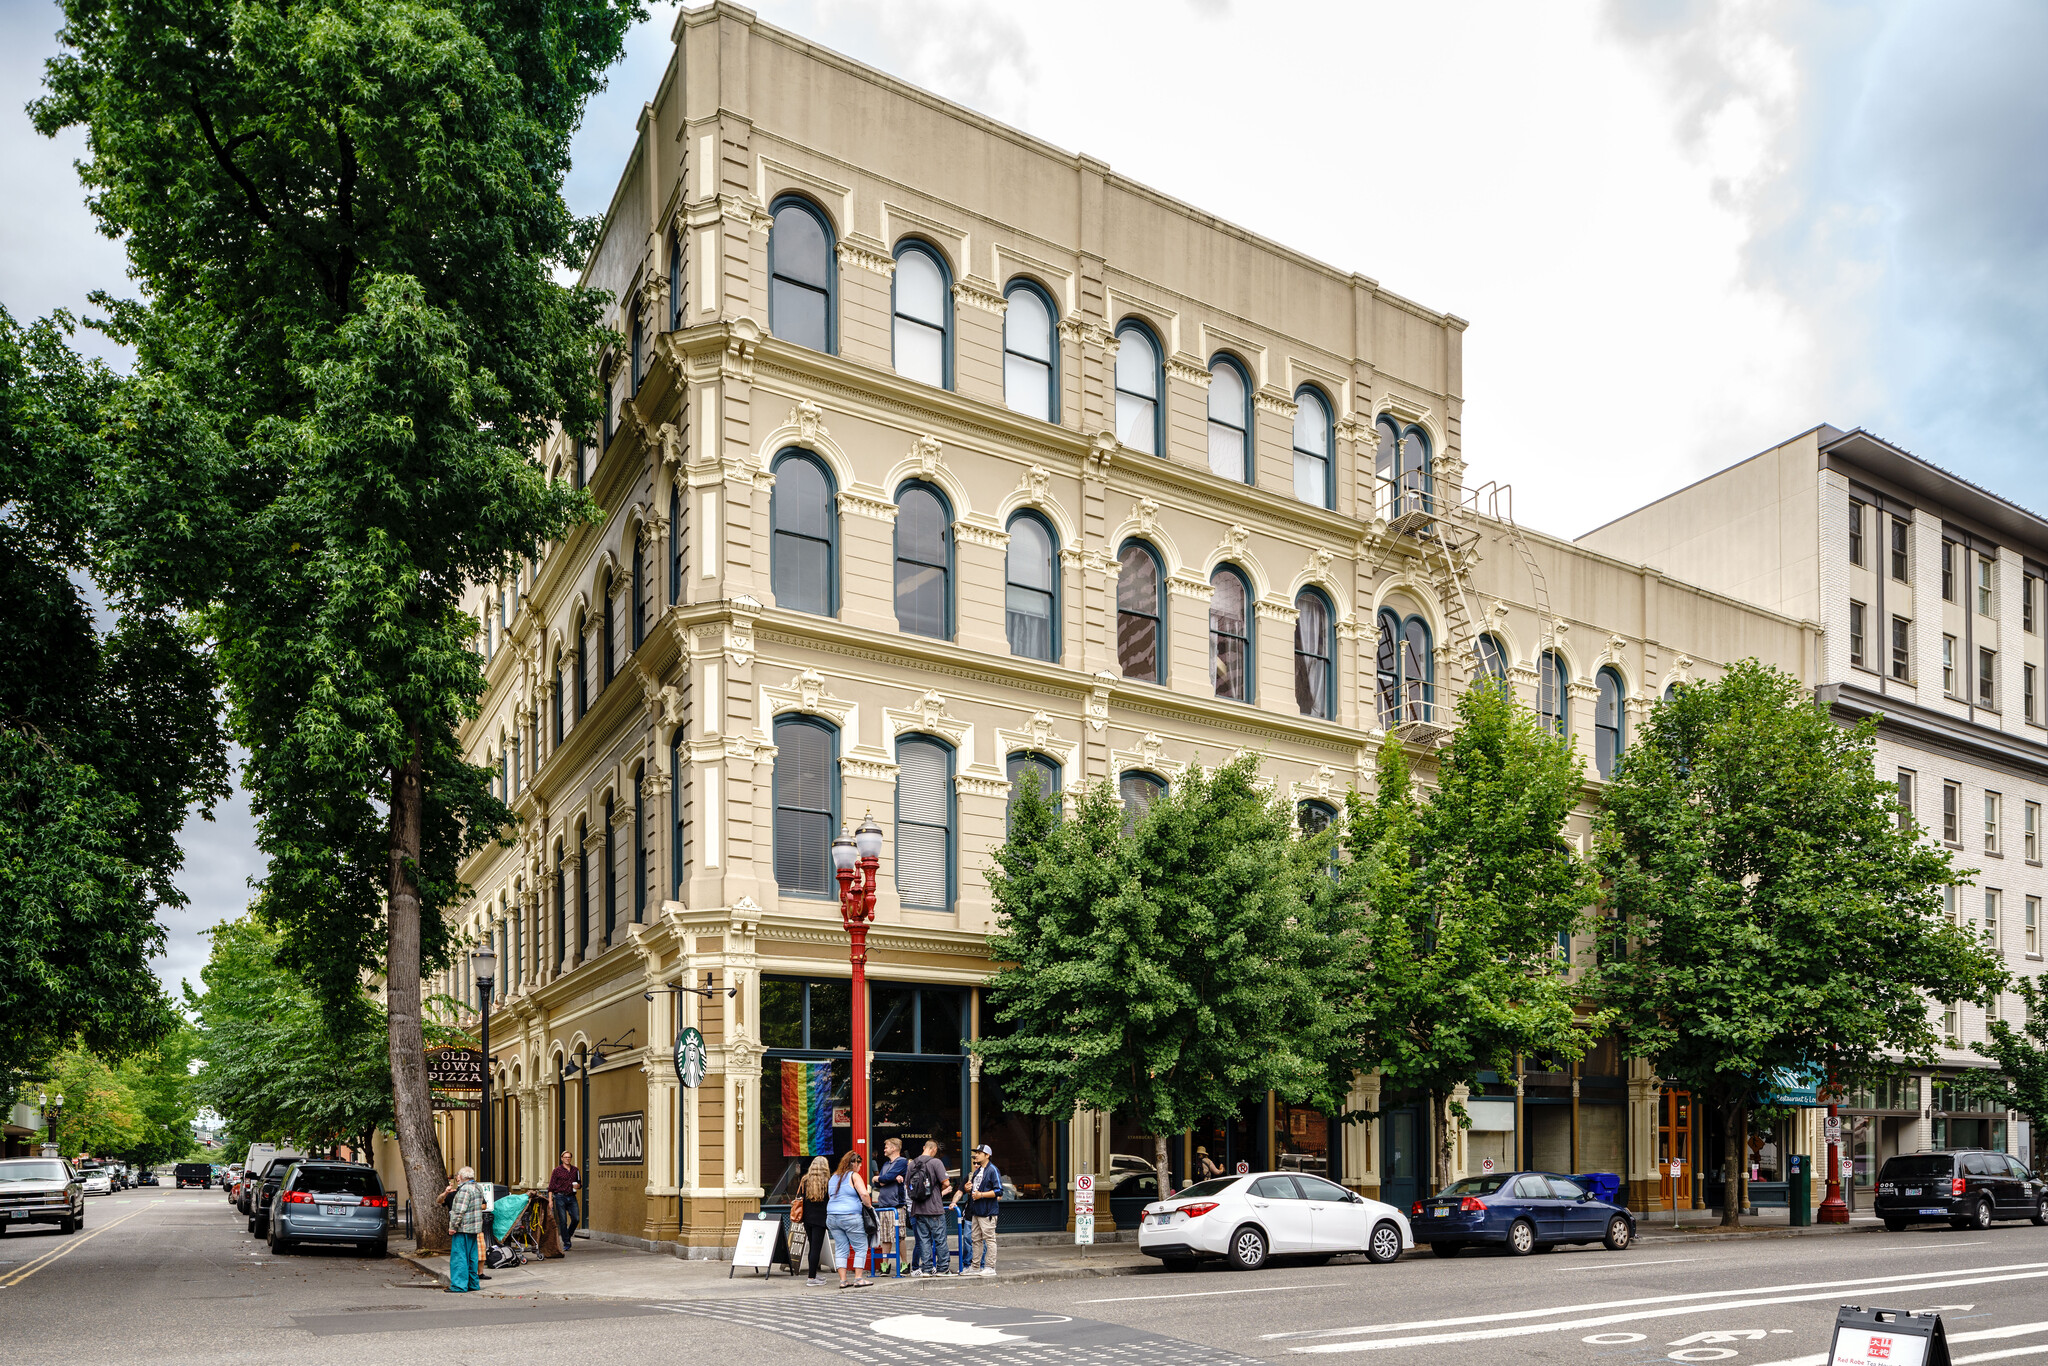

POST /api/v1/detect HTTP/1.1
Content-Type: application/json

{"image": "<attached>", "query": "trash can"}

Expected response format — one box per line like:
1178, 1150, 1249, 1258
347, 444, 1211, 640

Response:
1787, 1154, 1812, 1226
1572, 1172, 1623, 1207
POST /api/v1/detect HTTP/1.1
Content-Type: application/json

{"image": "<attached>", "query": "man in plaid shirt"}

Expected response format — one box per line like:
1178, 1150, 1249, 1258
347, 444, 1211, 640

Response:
445, 1167, 484, 1293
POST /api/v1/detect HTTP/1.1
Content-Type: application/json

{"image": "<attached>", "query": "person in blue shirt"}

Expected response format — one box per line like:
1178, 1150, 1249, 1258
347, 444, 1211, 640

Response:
952, 1143, 1002, 1276
872, 1137, 908, 1275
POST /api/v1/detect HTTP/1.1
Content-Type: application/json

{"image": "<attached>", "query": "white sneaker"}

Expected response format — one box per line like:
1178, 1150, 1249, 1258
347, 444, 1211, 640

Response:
905, 1268, 924, 1277
979, 1267, 997, 1277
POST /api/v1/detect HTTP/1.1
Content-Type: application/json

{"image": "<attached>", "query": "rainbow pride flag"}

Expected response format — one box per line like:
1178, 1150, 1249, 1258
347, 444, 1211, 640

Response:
780, 1059, 832, 1157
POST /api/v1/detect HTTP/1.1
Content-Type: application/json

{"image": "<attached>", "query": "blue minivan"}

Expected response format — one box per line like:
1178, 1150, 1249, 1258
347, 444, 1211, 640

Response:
1410, 1171, 1635, 1256
266, 1162, 390, 1258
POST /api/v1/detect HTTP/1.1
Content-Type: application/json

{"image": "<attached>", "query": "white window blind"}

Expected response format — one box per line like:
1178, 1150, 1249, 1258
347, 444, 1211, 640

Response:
896, 738, 951, 909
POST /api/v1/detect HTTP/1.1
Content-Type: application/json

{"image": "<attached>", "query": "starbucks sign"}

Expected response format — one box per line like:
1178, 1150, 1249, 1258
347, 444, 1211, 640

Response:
674, 1026, 707, 1089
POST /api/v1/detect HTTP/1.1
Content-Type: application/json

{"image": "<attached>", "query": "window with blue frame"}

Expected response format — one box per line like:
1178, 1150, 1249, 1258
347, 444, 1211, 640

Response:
892, 241, 951, 388
894, 482, 952, 640
553, 839, 565, 971
670, 729, 686, 902
551, 650, 564, 746
768, 197, 835, 353
632, 762, 647, 923
1298, 799, 1337, 837
895, 736, 954, 910
575, 816, 589, 959
773, 716, 838, 896
629, 300, 643, 396
667, 228, 683, 332
1119, 770, 1168, 833
1595, 667, 1627, 778
668, 482, 683, 607
1294, 588, 1335, 718
1005, 511, 1059, 661
630, 525, 647, 649
600, 567, 616, 688
1006, 752, 1061, 831
1210, 565, 1253, 700
1116, 541, 1165, 682
1539, 650, 1571, 739
1114, 321, 1163, 455
1475, 633, 1509, 690
770, 450, 837, 616
1207, 355, 1252, 484
572, 609, 587, 718
1375, 609, 1434, 727
1293, 387, 1334, 509
1003, 280, 1057, 421
601, 792, 615, 943
1376, 417, 1433, 519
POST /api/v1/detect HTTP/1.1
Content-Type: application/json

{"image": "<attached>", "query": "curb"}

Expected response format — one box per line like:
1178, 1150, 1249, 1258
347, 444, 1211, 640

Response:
1634, 1222, 1881, 1245
398, 1250, 447, 1287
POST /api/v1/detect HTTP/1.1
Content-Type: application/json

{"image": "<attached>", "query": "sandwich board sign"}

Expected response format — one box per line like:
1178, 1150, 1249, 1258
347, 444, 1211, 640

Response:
730, 1212, 789, 1278
1827, 1306, 1949, 1366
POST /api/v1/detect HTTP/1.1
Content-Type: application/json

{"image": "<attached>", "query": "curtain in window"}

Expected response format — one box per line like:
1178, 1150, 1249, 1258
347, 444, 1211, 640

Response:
1117, 545, 1161, 681
1005, 516, 1056, 660
1119, 771, 1167, 833
1207, 360, 1248, 482
893, 246, 947, 386
896, 738, 951, 909
1294, 591, 1332, 718
1114, 326, 1159, 454
1211, 569, 1249, 699
1293, 390, 1331, 507
895, 485, 950, 638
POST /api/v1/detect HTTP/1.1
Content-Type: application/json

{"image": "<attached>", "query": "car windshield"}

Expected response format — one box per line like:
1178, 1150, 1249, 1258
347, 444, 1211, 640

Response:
263, 1159, 301, 1179
0, 1161, 67, 1183
1169, 1178, 1242, 1201
1880, 1156, 1954, 1180
1440, 1175, 1512, 1197
291, 1168, 382, 1198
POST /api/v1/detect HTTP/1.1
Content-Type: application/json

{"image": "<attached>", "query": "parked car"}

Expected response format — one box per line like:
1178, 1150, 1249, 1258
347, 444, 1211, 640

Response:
1875, 1151, 2048, 1231
173, 1162, 214, 1190
249, 1157, 303, 1239
80, 1169, 113, 1197
1138, 1171, 1412, 1271
0, 1158, 85, 1234
1411, 1171, 1636, 1256
263, 1161, 390, 1258
137, 1169, 158, 1187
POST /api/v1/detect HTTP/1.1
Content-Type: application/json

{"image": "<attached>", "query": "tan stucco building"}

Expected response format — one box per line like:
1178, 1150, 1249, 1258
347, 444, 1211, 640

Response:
394, 3, 1822, 1250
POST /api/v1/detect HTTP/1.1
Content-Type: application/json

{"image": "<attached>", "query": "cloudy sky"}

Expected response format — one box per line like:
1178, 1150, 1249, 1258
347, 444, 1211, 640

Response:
4, 0, 2044, 995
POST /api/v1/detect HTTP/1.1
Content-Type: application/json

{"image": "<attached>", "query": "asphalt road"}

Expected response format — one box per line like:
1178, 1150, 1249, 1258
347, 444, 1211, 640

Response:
9, 1188, 2048, 1366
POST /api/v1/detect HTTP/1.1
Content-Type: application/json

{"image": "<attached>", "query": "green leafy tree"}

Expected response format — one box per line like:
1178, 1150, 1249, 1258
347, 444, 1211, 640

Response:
977, 759, 1344, 1194
35, 0, 639, 1245
0, 306, 229, 1079
110, 1027, 203, 1169
1336, 684, 1604, 1190
1590, 660, 2004, 1226
40, 1045, 144, 1160
1953, 978, 2048, 1144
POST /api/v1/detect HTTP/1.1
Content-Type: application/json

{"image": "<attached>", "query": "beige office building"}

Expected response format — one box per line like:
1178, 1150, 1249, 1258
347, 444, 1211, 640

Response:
406, 3, 1819, 1251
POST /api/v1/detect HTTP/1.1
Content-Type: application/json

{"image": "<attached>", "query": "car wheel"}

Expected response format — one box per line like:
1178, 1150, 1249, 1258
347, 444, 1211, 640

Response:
1970, 1198, 1994, 1231
365, 1242, 388, 1259
74, 1205, 84, 1231
1603, 1217, 1632, 1251
269, 1232, 291, 1255
1505, 1219, 1537, 1256
1226, 1225, 1269, 1271
2033, 1197, 2047, 1228
1430, 1242, 1463, 1258
253, 1217, 269, 1240
1884, 1218, 1907, 1232
1365, 1221, 1403, 1264
59, 1214, 76, 1234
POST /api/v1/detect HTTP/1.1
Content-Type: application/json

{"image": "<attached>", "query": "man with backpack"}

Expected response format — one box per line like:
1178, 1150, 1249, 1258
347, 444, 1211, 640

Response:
904, 1138, 952, 1276
952, 1143, 1002, 1275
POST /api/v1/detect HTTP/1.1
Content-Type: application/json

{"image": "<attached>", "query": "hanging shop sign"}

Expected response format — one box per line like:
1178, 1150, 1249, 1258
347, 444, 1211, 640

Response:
675, 1027, 707, 1089
426, 1047, 483, 1089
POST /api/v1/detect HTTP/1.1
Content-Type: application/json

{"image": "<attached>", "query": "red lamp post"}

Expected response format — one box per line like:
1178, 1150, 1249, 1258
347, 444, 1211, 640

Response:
1818, 1095, 1850, 1224
832, 814, 884, 1173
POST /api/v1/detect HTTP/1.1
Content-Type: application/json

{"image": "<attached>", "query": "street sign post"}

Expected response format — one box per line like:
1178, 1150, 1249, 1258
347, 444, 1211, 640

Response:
1481, 1158, 1494, 1174
1074, 1172, 1095, 1247
1236, 1161, 1249, 1175
1074, 1213, 1095, 1245
1669, 1159, 1684, 1228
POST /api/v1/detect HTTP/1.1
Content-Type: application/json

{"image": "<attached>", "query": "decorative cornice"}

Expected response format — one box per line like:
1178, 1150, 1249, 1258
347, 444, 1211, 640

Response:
838, 488, 899, 521
883, 688, 974, 750
1254, 388, 1299, 418
995, 711, 1080, 769
954, 771, 1011, 799
953, 278, 1007, 314
761, 667, 857, 729
837, 240, 895, 276
1109, 731, 1185, 780
841, 751, 900, 782
1167, 571, 1215, 601
953, 520, 1009, 550
1165, 357, 1211, 388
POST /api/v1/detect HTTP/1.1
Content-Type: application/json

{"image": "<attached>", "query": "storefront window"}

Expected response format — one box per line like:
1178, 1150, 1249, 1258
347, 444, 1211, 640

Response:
759, 1055, 852, 1204
976, 1007, 1059, 1203
1274, 1099, 1331, 1177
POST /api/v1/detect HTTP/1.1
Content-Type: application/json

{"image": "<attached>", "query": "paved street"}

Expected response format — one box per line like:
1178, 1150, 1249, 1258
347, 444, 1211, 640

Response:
9, 1188, 2048, 1365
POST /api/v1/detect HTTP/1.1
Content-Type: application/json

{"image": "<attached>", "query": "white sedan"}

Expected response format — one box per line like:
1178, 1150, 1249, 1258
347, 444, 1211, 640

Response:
81, 1171, 113, 1196
1137, 1171, 1413, 1271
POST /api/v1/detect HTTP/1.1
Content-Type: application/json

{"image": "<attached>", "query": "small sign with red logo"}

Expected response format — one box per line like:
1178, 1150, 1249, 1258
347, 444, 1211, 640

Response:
1828, 1305, 1947, 1366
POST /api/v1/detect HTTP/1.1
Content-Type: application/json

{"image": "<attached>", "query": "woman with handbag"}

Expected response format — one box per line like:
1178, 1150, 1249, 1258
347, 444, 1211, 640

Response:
794, 1156, 831, 1285
824, 1150, 875, 1288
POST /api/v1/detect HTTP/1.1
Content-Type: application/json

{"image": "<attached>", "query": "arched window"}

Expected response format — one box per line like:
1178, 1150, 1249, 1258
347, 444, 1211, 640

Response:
1207, 355, 1252, 484
600, 568, 616, 688
629, 300, 644, 396
572, 609, 588, 719
575, 816, 589, 961
1210, 565, 1252, 701
552, 838, 566, 972
891, 241, 951, 388
1298, 800, 1337, 837
896, 736, 954, 910
772, 716, 838, 896
630, 528, 647, 650
601, 792, 616, 944
1539, 650, 1570, 739
894, 482, 952, 640
1595, 668, 1627, 778
770, 450, 837, 616
1002, 281, 1057, 421
1663, 680, 1681, 703
1293, 387, 1334, 509
670, 728, 687, 902
667, 228, 683, 332
1375, 609, 1434, 727
602, 360, 616, 451
632, 764, 647, 923
1376, 418, 1434, 519
668, 481, 683, 608
1119, 770, 1168, 833
1114, 321, 1162, 455
1294, 589, 1335, 719
572, 434, 587, 491
1475, 633, 1509, 689
1116, 541, 1165, 682
1004, 512, 1059, 661
551, 649, 565, 746
768, 197, 835, 353
1006, 752, 1061, 830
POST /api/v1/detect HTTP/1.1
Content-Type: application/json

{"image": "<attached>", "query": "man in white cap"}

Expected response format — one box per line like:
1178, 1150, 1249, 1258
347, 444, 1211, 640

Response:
952, 1143, 1002, 1276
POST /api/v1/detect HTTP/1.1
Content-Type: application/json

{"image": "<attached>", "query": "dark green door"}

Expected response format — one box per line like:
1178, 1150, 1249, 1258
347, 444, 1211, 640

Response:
1382, 1107, 1421, 1210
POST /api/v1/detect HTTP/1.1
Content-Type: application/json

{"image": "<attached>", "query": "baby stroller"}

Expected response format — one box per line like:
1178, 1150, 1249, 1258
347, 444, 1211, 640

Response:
485, 1189, 540, 1268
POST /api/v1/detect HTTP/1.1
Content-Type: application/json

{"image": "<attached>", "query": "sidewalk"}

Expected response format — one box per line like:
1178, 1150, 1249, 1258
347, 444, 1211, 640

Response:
1633, 1204, 1886, 1242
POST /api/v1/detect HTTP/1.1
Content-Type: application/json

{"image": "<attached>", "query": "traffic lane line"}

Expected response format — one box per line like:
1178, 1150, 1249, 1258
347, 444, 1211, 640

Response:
1077, 1283, 1342, 1304
0, 1202, 162, 1288
1261, 1260, 2048, 1340
1558, 1257, 1698, 1271
1285, 1268, 2048, 1353
1754, 1318, 2048, 1366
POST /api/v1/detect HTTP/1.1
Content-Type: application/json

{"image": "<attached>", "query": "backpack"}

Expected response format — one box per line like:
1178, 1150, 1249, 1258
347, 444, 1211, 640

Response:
908, 1160, 935, 1204
485, 1244, 522, 1269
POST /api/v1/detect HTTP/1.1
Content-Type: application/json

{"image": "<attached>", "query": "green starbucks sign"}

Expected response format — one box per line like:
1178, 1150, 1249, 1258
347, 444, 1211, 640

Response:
674, 1026, 707, 1089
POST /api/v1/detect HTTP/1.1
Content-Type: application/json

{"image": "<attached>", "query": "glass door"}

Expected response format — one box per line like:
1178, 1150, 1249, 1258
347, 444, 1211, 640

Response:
1657, 1090, 1693, 1208
1381, 1107, 1421, 1211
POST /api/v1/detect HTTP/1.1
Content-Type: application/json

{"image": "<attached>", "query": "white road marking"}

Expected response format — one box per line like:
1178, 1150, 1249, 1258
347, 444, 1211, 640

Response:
1959, 1347, 2048, 1363
1560, 1258, 1697, 1271
869, 1314, 1024, 1346
1754, 1319, 2048, 1366
1286, 1268, 2048, 1353
1262, 1261, 2048, 1341
1078, 1283, 1335, 1304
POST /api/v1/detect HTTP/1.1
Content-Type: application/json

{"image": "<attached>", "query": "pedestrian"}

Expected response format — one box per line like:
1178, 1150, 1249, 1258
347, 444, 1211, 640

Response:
444, 1167, 484, 1293
795, 1156, 831, 1285
548, 1151, 581, 1255
872, 1137, 908, 1275
904, 1138, 952, 1277
952, 1143, 1001, 1276
1195, 1146, 1222, 1182
825, 1150, 875, 1288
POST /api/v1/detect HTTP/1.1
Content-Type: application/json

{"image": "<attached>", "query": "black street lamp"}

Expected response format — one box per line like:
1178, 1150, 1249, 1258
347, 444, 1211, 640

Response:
472, 947, 497, 1186
40, 1090, 63, 1159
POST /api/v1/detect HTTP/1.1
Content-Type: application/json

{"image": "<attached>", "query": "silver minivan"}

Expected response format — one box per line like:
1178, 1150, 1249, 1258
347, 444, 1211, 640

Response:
267, 1162, 389, 1257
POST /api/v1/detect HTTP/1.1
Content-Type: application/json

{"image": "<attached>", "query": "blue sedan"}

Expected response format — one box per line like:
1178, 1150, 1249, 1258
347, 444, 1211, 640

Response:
1410, 1171, 1636, 1256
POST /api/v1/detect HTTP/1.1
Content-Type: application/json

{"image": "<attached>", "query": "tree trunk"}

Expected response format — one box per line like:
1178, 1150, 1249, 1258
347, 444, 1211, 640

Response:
1154, 1129, 1172, 1200
1430, 1090, 1454, 1195
387, 730, 450, 1250
1720, 1097, 1744, 1229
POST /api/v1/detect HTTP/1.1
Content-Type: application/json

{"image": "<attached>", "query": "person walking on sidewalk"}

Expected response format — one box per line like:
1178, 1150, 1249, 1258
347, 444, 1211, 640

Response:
444, 1167, 484, 1293
873, 1137, 907, 1274
953, 1143, 1002, 1276
548, 1152, 581, 1255
825, 1150, 875, 1289
905, 1138, 953, 1277
796, 1156, 831, 1285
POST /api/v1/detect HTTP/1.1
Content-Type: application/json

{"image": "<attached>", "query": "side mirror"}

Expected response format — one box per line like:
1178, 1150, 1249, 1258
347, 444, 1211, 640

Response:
1577, 1192, 1592, 1203
1350, 1193, 1366, 1204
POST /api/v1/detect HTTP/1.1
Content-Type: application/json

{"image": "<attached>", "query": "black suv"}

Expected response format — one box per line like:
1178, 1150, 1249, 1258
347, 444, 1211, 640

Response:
248, 1157, 302, 1240
1874, 1150, 2047, 1231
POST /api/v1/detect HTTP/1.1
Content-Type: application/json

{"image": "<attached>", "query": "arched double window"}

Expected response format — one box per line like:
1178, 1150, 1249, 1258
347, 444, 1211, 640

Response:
896, 736, 954, 910
1474, 633, 1509, 690
1539, 650, 1571, 739
1207, 355, 1252, 484
772, 716, 838, 896
1005, 511, 1059, 661
1005, 752, 1061, 831
1293, 387, 1334, 509
1210, 565, 1253, 701
892, 242, 951, 388
1376, 418, 1433, 520
1595, 667, 1627, 778
1295, 589, 1335, 719
1114, 321, 1163, 455
574, 816, 589, 960
1119, 770, 1168, 834
1375, 609, 1434, 728
895, 482, 952, 640
1116, 541, 1165, 682
768, 196, 835, 353
770, 450, 837, 616
1002, 281, 1057, 421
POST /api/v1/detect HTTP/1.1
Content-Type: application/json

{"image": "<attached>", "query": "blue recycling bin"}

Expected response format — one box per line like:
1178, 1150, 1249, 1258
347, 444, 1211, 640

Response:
1573, 1172, 1623, 1206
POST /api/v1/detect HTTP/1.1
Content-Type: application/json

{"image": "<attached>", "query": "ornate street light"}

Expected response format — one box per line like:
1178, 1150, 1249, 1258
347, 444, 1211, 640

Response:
471, 947, 498, 1186
833, 813, 884, 1169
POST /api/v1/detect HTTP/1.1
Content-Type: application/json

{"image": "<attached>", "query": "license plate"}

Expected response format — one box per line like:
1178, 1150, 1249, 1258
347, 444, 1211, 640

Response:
322, 1205, 352, 1216
1920, 1208, 1947, 1215
8, 1211, 28, 1220
1905, 1188, 1921, 1196
1434, 1208, 1449, 1217
1158, 1212, 1179, 1225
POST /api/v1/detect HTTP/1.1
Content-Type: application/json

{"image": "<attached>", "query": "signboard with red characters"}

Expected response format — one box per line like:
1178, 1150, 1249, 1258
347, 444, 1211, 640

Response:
1828, 1306, 1949, 1366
